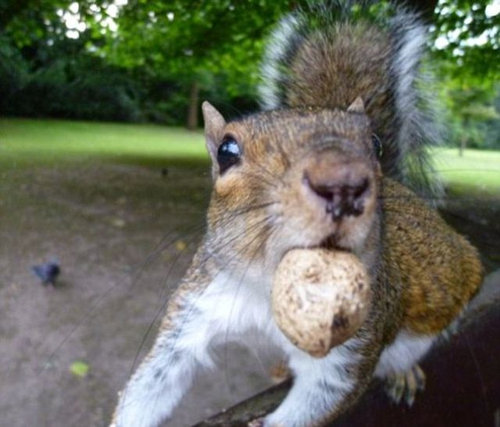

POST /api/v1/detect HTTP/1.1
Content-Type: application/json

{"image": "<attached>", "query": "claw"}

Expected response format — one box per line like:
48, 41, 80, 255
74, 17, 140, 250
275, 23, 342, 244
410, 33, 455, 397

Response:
441, 321, 460, 342
404, 369, 418, 406
269, 360, 291, 384
385, 364, 426, 407
414, 364, 426, 391
386, 373, 405, 403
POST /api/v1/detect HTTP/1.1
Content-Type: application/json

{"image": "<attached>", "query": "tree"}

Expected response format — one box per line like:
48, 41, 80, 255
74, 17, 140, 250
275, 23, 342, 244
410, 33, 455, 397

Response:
101, 0, 498, 127
441, 79, 500, 156
0, 0, 498, 127
431, 0, 499, 83
100, 0, 294, 128
0, 0, 144, 121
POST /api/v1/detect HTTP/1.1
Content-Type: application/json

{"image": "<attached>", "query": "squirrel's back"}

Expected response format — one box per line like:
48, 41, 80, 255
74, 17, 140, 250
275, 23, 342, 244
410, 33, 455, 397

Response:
259, 1, 442, 196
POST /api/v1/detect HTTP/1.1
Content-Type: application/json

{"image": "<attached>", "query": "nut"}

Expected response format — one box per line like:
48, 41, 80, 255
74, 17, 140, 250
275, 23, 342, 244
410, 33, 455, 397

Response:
272, 248, 371, 357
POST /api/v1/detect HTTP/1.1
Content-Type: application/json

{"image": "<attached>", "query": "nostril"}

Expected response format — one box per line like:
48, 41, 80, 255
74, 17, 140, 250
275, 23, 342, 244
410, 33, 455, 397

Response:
303, 172, 338, 202
350, 178, 370, 214
352, 178, 369, 201
304, 171, 371, 221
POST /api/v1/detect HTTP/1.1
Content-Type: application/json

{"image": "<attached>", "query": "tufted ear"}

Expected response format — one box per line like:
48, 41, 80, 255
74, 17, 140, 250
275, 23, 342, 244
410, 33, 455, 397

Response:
202, 101, 226, 164
347, 97, 365, 114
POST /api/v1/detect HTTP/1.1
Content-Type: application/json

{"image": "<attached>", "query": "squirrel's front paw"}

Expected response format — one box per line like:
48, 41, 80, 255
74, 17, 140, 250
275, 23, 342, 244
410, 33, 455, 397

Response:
385, 364, 426, 406
248, 417, 285, 427
247, 417, 264, 427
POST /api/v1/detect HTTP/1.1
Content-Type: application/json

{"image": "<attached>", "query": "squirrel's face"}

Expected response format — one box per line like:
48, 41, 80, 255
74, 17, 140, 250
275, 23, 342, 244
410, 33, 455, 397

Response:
202, 101, 381, 269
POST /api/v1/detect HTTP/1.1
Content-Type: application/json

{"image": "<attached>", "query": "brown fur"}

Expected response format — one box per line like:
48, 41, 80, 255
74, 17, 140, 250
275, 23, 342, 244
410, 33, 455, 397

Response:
205, 108, 380, 267
203, 105, 484, 346
205, 106, 483, 337
283, 23, 399, 175
382, 179, 483, 334
288, 24, 393, 131
113, 5, 483, 425
112, 104, 484, 427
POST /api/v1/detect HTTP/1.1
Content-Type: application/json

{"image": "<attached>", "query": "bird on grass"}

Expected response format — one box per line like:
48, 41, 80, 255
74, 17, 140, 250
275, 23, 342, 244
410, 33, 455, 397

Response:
32, 258, 61, 286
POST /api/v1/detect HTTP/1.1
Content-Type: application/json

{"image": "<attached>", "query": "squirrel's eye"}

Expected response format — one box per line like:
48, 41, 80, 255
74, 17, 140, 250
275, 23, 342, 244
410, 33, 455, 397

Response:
372, 133, 383, 159
217, 136, 241, 173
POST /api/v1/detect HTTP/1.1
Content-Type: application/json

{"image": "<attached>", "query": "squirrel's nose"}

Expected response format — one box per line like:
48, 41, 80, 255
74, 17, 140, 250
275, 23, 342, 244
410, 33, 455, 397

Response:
303, 161, 372, 221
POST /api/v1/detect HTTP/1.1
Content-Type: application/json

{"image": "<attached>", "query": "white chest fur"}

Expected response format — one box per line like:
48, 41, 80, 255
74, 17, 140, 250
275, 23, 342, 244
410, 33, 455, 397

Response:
184, 268, 283, 348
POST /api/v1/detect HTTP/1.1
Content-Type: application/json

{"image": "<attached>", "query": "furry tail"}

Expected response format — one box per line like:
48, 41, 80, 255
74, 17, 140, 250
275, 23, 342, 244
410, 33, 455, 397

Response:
258, 1, 443, 198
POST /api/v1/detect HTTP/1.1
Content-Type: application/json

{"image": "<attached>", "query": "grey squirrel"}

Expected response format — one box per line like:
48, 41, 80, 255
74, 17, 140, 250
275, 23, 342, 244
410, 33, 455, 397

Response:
112, 2, 482, 426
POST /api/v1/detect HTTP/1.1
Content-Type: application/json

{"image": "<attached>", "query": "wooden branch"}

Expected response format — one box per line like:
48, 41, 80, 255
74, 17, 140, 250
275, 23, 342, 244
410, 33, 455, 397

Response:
194, 380, 291, 426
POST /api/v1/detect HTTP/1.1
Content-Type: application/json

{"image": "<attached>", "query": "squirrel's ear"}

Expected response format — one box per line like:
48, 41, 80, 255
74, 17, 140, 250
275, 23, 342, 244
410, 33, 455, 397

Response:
202, 101, 226, 163
347, 97, 365, 114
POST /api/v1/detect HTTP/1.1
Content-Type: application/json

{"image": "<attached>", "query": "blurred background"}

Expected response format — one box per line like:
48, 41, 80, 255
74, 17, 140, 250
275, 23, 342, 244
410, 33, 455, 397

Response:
0, 1, 498, 426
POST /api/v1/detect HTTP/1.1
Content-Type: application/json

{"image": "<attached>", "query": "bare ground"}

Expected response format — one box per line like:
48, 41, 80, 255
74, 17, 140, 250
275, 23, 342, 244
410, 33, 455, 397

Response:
0, 160, 275, 427
1, 159, 499, 427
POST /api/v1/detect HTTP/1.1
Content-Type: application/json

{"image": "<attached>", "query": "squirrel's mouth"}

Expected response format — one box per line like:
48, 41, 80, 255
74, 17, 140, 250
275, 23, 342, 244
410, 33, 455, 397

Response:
318, 233, 347, 251
285, 231, 349, 256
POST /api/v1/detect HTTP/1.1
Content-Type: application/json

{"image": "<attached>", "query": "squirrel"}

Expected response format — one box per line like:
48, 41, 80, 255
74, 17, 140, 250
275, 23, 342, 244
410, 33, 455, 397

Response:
112, 2, 483, 426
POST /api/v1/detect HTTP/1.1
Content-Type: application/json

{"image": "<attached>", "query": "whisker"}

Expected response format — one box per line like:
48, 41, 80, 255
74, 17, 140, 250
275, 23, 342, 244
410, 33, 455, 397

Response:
238, 168, 280, 190
126, 212, 276, 375
38, 222, 205, 376
128, 229, 205, 376
220, 217, 273, 395
225, 201, 278, 218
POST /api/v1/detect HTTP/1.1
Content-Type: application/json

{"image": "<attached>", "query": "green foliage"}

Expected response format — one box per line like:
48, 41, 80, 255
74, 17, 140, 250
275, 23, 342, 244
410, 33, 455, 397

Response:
0, 35, 30, 110
100, 0, 292, 124
0, 0, 145, 121
1, 53, 143, 121
431, 0, 499, 83
439, 81, 500, 150
0, 0, 498, 132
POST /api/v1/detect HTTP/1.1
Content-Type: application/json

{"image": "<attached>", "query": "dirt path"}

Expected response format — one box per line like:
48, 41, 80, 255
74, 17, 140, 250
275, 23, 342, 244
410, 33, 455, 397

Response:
1, 160, 498, 427
0, 160, 274, 427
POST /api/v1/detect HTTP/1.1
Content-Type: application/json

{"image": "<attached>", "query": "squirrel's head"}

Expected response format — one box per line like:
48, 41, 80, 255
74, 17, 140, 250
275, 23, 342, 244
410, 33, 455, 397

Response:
202, 99, 382, 269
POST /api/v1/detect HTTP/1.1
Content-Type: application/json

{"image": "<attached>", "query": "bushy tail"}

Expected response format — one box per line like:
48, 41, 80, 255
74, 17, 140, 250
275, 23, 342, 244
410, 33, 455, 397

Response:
258, 0, 443, 198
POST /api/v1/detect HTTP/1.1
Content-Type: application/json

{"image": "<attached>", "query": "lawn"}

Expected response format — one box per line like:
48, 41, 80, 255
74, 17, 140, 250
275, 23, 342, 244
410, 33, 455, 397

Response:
433, 148, 500, 196
0, 118, 208, 169
1, 118, 498, 194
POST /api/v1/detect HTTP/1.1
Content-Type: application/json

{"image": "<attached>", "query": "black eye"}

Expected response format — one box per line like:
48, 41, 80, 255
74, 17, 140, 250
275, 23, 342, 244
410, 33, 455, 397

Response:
372, 133, 383, 159
217, 136, 241, 173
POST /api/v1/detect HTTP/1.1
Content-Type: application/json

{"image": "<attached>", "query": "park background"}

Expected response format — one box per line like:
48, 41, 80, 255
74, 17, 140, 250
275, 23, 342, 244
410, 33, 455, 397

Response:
0, 1, 499, 426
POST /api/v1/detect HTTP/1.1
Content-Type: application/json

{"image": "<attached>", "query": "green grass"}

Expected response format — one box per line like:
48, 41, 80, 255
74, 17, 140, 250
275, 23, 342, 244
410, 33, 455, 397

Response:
433, 148, 500, 196
1, 118, 499, 195
0, 118, 208, 169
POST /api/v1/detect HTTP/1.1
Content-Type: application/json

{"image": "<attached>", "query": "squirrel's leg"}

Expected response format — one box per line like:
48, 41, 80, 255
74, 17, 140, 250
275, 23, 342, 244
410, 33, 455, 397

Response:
112, 265, 243, 427
111, 281, 214, 427
269, 359, 292, 384
374, 329, 437, 407
262, 337, 378, 427
112, 263, 271, 427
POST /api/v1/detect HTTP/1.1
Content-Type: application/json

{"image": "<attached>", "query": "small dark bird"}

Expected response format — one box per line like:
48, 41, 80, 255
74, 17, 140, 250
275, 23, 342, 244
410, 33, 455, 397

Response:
161, 168, 169, 177
32, 259, 61, 286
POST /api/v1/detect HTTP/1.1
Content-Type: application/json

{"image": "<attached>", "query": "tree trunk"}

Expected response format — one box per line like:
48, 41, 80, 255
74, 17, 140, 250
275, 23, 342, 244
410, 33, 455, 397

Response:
187, 81, 200, 130
459, 138, 466, 157
459, 117, 470, 156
